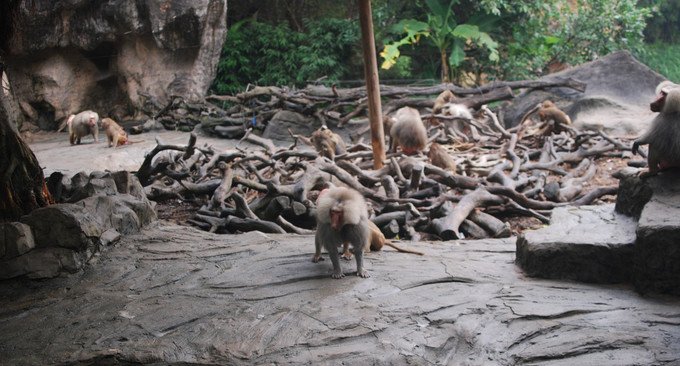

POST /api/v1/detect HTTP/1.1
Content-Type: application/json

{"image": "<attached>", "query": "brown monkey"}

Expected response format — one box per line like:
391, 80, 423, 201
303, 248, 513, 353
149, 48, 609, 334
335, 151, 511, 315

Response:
382, 114, 395, 135
432, 90, 456, 114
427, 142, 457, 172
64, 110, 99, 145
537, 100, 571, 128
101, 118, 128, 147
633, 86, 680, 176
389, 106, 427, 155
310, 127, 346, 160
313, 187, 371, 279
339, 221, 424, 260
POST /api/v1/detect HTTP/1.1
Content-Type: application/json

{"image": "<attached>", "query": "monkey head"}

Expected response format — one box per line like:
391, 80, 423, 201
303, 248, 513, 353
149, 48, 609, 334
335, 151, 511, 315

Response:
651, 81, 680, 112
651, 90, 666, 113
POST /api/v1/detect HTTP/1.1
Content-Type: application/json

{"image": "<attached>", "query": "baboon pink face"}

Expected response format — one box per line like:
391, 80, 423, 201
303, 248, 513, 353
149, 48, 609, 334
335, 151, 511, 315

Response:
651, 90, 666, 113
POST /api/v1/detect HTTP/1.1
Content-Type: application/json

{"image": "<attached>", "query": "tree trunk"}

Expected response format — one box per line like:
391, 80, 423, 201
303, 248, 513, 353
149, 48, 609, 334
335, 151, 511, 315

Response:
0, 64, 53, 221
440, 49, 450, 83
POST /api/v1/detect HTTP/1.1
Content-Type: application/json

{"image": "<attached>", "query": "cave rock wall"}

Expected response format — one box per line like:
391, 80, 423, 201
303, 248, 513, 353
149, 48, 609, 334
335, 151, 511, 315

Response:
1, 0, 227, 129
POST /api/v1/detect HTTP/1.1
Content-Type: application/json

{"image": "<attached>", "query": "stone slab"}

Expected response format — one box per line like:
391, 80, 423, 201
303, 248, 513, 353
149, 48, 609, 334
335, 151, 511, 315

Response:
635, 194, 680, 295
516, 204, 637, 283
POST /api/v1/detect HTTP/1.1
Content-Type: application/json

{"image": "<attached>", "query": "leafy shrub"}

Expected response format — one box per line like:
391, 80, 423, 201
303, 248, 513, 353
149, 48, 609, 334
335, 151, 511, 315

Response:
635, 43, 680, 83
641, 0, 680, 43
296, 18, 360, 84
211, 18, 359, 95
497, 0, 653, 80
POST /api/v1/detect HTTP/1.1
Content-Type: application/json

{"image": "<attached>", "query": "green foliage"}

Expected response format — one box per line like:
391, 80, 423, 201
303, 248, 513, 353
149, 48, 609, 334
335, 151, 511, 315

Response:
640, 0, 680, 43
211, 18, 359, 95
497, 0, 653, 80
380, 0, 499, 82
296, 18, 360, 84
636, 43, 680, 83
378, 55, 414, 80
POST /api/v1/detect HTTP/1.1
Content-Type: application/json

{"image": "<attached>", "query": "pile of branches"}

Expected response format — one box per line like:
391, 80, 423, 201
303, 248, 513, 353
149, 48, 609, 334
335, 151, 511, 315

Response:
137, 78, 588, 140
135, 102, 633, 240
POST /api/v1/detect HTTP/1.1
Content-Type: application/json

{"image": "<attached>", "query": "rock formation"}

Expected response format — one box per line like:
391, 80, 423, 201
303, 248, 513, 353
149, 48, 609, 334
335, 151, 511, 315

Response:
517, 168, 680, 296
0, 0, 227, 130
0, 170, 157, 280
503, 51, 666, 136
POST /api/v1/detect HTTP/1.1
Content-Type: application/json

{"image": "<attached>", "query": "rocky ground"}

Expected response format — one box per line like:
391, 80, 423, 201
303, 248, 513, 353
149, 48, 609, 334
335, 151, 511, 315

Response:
1, 224, 679, 366
0, 129, 677, 365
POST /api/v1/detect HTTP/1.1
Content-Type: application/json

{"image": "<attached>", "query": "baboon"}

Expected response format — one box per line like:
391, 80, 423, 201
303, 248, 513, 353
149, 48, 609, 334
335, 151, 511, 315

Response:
389, 107, 427, 155
432, 90, 456, 114
427, 142, 457, 172
63, 110, 99, 145
633, 85, 680, 176
339, 221, 424, 259
313, 187, 371, 279
441, 103, 472, 120
310, 127, 346, 160
101, 118, 128, 147
651, 81, 680, 112
537, 100, 571, 128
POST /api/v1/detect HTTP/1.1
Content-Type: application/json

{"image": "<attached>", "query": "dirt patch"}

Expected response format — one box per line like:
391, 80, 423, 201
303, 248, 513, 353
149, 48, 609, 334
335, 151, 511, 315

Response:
155, 199, 202, 225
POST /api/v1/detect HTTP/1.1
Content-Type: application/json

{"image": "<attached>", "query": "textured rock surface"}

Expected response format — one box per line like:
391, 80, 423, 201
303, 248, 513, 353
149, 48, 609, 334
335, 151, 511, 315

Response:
0, 247, 82, 280
615, 171, 654, 218
635, 195, 680, 296
0, 222, 35, 260
503, 51, 665, 135
0, 170, 157, 280
614, 169, 680, 295
516, 204, 637, 283
263, 110, 321, 141
21, 203, 104, 251
1, 0, 227, 128
0, 224, 678, 365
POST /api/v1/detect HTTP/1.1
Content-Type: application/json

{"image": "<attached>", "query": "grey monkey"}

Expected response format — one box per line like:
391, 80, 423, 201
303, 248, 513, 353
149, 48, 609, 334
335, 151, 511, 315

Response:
313, 187, 371, 279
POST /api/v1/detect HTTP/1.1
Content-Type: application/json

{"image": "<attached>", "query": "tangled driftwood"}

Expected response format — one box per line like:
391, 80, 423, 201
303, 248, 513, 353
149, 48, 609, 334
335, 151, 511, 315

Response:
136, 78, 586, 139
135, 80, 631, 241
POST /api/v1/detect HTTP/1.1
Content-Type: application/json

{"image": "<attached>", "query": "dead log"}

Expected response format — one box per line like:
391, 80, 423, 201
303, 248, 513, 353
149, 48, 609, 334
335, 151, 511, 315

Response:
137, 133, 197, 186
381, 220, 401, 238
228, 190, 259, 220
571, 185, 618, 206
486, 185, 559, 210
239, 129, 277, 155
409, 162, 424, 191
208, 162, 234, 210
430, 188, 504, 240
468, 210, 511, 238
381, 175, 400, 199
337, 160, 381, 186
276, 215, 314, 235
460, 219, 488, 239
224, 216, 286, 234
372, 211, 407, 227
423, 163, 480, 190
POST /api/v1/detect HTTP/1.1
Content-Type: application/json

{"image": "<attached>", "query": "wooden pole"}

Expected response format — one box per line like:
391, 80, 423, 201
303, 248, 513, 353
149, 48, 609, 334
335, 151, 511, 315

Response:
358, 0, 386, 169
